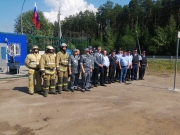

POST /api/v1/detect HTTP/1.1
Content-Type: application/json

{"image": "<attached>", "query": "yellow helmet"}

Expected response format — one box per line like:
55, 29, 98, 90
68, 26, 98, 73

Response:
32, 45, 39, 50
46, 45, 54, 50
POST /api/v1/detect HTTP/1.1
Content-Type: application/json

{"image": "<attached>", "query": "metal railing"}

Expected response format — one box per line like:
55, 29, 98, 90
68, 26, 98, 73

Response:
146, 55, 180, 60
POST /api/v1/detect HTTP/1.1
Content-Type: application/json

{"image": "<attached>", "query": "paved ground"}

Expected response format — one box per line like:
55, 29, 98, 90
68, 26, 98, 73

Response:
0, 72, 180, 135
0, 66, 28, 79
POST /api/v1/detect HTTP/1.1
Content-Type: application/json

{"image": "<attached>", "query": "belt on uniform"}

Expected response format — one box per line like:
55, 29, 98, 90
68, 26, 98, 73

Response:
60, 64, 68, 67
45, 68, 55, 71
29, 67, 39, 70
121, 66, 127, 67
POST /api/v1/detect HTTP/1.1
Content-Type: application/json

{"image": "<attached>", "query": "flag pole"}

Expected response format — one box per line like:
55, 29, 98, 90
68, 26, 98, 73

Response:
173, 31, 180, 91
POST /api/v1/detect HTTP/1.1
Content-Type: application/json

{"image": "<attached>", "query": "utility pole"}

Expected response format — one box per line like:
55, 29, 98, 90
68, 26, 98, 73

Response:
136, 31, 141, 55
173, 31, 180, 91
57, 7, 62, 41
21, 0, 26, 34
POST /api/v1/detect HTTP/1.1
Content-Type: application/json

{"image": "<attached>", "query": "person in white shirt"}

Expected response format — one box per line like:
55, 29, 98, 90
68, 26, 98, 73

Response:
102, 50, 110, 84
115, 48, 123, 81
126, 50, 133, 81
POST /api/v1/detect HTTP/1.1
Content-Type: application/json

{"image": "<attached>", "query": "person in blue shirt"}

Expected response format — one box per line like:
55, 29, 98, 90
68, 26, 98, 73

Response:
115, 48, 123, 81
119, 51, 129, 83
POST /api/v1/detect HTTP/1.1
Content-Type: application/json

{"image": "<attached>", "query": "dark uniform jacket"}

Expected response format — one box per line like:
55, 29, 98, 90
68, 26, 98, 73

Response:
109, 55, 117, 67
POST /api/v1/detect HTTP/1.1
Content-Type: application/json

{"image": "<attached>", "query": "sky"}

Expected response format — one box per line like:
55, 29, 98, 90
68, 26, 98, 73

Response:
0, 0, 130, 33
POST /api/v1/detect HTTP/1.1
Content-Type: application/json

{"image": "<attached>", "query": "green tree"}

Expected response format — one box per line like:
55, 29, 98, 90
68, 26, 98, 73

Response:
14, 10, 54, 51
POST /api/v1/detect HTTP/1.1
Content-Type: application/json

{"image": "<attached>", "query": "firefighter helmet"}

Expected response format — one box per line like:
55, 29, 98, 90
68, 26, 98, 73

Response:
32, 45, 39, 50
46, 45, 54, 50
60, 43, 67, 47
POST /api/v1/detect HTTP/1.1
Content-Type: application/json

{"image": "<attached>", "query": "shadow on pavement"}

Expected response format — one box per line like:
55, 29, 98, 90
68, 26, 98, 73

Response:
13, 87, 29, 94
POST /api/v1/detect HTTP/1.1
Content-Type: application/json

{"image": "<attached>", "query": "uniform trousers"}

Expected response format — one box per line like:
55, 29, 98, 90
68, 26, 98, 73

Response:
108, 66, 116, 82
42, 72, 56, 93
139, 65, 146, 79
120, 66, 127, 82
28, 69, 42, 94
57, 71, 68, 91
93, 67, 104, 85
131, 64, 138, 80
115, 65, 120, 80
82, 71, 91, 89
70, 73, 79, 89
103, 66, 108, 83
126, 68, 131, 80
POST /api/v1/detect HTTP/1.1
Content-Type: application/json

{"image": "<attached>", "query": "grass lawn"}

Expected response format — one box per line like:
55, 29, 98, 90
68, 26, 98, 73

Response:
146, 59, 180, 76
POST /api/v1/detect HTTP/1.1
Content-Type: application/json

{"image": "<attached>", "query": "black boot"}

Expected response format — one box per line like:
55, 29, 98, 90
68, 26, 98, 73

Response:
43, 91, 48, 97
57, 86, 62, 94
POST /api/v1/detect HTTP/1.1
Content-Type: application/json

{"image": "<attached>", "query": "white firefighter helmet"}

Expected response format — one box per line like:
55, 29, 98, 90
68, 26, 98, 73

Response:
32, 45, 39, 50
46, 45, 54, 50
60, 43, 67, 47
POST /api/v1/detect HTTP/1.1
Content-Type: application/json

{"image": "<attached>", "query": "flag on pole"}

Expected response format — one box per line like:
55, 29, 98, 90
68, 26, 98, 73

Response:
32, 2, 40, 29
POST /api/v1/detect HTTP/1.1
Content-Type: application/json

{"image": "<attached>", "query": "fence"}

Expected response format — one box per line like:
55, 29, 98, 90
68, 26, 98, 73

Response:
146, 55, 180, 60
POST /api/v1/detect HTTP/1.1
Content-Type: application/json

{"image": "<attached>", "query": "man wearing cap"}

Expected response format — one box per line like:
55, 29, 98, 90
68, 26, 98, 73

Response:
80, 48, 92, 92
68, 49, 80, 92
115, 48, 123, 81
93, 46, 106, 87
131, 49, 140, 80
126, 50, 133, 81
108, 50, 117, 83
139, 51, 148, 80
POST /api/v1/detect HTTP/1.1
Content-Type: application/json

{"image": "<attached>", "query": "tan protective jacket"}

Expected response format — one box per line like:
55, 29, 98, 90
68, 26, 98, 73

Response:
39, 53, 56, 71
56, 51, 69, 72
24, 53, 41, 69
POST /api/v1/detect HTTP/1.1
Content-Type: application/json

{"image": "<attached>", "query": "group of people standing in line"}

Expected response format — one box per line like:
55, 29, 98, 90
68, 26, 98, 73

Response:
24, 43, 148, 97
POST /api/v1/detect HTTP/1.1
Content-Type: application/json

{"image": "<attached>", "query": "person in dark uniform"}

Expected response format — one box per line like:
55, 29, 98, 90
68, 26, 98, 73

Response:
108, 50, 117, 84
131, 49, 140, 80
139, 51, 148, 80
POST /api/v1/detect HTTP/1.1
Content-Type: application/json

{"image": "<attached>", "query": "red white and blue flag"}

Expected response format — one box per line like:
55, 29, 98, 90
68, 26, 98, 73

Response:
32, 2, 40, 29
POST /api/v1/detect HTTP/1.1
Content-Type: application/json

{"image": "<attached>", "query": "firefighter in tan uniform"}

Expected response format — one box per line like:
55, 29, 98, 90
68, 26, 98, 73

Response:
24, 45, 42, 95
56, 43, 69, 94
39, 46, 56, 97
